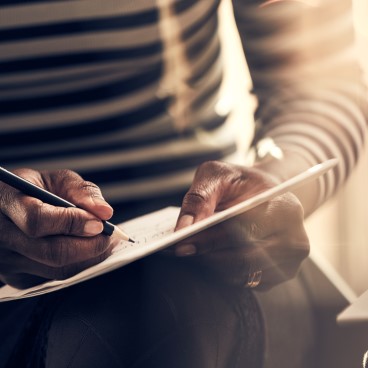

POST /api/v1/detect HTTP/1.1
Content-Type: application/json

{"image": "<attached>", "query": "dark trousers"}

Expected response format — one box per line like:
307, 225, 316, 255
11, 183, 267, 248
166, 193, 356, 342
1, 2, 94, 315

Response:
3, 255, 264, 368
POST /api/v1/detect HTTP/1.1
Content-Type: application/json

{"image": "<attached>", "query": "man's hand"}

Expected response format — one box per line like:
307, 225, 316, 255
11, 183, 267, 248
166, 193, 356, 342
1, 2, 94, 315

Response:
173, 161, 310, 289
0, 168, 113, 289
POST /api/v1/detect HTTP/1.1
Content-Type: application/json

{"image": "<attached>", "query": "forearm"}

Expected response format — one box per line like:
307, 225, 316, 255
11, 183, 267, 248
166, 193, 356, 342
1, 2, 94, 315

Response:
233, 0, 368, 216
251, 78, 367, 216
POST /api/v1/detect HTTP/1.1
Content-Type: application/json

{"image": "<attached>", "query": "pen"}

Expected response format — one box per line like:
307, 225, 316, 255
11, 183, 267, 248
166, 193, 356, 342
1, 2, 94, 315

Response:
0, 166, 134, 243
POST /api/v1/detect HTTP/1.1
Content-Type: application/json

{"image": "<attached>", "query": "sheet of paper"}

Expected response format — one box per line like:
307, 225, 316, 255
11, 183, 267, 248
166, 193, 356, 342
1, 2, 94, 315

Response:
0, 206, 180, 301
337, 289, 368, 324
0, 159, 337, 302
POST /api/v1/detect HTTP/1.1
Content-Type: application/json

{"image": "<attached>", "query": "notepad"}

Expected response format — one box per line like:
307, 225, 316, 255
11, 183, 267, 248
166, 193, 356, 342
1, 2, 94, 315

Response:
0, 159, 337, 302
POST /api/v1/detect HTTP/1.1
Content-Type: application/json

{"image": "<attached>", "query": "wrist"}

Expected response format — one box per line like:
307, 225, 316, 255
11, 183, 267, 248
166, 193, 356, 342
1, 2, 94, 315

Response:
249, 139, 321, 216
251, 138, 310, 178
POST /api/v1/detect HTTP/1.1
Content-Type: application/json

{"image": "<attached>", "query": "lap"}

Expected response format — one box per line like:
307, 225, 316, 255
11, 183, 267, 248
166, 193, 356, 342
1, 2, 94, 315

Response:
255, 265, 317, 368
6, 255, 264, 368
0, 298, 38, 368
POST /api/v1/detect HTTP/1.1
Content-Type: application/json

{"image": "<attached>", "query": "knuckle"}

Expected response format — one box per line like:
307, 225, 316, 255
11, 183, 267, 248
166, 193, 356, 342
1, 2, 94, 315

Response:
23, 202, 44, 237
69, 176, 98, 193
181, 191, 212, 217
44, 169, 75, 192
43, 239, 69, 267
81, 180, 99, 191
0, 191, 17, 219
54, 169, 82, 193
91, 236, 110, 256
183, 191, 208, 206
194, 161, 222, 182
197, 160, 222, 173
0, 187, 13, 210
59, 208, 81, 235
197, 160, 234, 181
283, 193, 305, 219
81, 180, 103, 199
55, 169, 77, 183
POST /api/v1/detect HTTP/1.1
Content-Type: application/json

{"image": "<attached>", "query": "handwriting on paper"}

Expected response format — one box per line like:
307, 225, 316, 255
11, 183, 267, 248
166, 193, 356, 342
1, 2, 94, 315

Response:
111, 207, 180, 254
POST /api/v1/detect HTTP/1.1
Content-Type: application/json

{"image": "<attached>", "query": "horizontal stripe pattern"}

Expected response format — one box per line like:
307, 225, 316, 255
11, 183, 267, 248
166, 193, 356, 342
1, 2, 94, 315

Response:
1, 0, 367, 209
0, 0, 238, 202
233, 0, 368, 210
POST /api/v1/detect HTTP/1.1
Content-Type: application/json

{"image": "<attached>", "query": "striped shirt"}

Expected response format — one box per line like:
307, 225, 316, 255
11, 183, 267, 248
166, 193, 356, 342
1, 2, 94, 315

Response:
0, 0, 366, 212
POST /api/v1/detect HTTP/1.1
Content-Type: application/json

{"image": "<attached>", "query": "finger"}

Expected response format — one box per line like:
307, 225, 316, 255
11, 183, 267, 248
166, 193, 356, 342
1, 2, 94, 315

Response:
4, 249, 112, 281
0, 249, 50, 288
0, 244, 112, 289
1, 194, 104, 237
171, 246, 259, 286
175, 162, 224, 231
174, 160, 276, 231
248, 193, 306, 237
0, 273, 48, 290
256, 261, 304, 290
175, 191, 217, 231
41, 251, 111, 280
1, 221, 111, 267
173, 196, 308, 258
170, 227, 309, 285
42, 169, 113, 220
173, 216, 246, 256
175, 244, 306, 287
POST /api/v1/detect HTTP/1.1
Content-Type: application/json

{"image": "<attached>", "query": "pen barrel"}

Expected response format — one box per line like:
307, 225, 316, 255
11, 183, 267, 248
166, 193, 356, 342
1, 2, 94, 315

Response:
0, 167, 75, 208
102, 222, 114, 236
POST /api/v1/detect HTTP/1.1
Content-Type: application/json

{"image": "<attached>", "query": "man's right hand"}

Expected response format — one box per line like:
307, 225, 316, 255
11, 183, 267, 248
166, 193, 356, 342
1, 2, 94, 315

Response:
0, 168, 113, 289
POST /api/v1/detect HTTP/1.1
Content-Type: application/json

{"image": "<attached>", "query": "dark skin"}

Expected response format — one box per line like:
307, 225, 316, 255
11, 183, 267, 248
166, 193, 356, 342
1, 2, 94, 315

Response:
0, 161, 309, 290
173, 160, 309, 289
0, 168, 112, 289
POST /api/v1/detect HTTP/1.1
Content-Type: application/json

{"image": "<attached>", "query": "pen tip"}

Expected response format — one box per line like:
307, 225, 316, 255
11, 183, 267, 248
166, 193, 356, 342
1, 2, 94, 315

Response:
113, 226, 133, 243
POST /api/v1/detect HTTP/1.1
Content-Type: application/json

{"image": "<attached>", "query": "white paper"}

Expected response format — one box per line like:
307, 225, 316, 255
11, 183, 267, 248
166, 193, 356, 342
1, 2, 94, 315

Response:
0, 207, 180, 301
0, 159, 337, 302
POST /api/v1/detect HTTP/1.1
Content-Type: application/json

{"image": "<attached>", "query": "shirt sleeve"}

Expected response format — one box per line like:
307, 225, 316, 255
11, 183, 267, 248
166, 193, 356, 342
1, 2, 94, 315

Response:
232, 0, 368, 205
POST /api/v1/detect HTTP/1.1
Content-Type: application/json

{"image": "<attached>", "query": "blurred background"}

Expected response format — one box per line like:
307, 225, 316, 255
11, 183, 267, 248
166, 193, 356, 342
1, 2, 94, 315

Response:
303, 0, 368, 296
219, 0, 368, 296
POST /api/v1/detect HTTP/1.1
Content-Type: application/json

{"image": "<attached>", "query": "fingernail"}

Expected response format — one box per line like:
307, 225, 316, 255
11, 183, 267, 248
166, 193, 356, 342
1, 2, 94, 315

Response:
93, 197, 112, 209
175, 214, 194, 231
92, 198, 113, 218
84, 220, 103, 235
175, 244, 196, 257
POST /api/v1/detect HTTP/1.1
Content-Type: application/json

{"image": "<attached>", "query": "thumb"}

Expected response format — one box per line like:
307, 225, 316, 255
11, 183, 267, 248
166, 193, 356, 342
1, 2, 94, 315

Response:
46, 170, 113, 221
